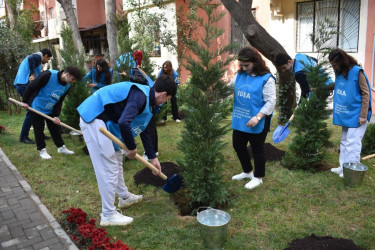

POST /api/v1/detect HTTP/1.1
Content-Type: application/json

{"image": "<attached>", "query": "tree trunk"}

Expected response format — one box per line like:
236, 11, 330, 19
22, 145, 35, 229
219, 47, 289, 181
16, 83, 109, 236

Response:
104, 0, 118, 68
56, 0, 84, 55
220, 0, 295, 123
4, 0, 16, 29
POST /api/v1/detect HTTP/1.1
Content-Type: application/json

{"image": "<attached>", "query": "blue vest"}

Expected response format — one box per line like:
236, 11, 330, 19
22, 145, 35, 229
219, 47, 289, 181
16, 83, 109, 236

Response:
333, 65, 372, 128
31, 70, 70, 115
14, 55, 42, 85
294, 53, 333, 86
117, 53, 137, 69
293, 54, 316, 74
77, 82, 153, 137
86, 68, 113, 93
106, 120, 124, 151
232, 72, 274, 134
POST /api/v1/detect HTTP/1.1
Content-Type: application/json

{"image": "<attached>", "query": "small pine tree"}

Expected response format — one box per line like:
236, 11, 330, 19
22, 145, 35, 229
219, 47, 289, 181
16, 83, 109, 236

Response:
362, 124, 375, 155
281, 63, 332, 170
59, 25, 90, 130
177, 0, 234, 207
282, 19, 337, 170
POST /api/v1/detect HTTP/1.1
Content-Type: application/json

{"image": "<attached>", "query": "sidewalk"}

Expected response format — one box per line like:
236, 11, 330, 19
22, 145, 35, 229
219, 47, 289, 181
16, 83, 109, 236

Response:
0, 148, 77, 250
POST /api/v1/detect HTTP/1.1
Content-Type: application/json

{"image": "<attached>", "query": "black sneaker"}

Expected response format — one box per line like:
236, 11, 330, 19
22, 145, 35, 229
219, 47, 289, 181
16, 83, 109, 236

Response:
20, 137, 35, 144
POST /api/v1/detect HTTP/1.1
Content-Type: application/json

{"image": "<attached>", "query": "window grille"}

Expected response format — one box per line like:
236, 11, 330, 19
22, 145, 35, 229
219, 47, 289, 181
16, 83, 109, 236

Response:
296, 0, 360, 53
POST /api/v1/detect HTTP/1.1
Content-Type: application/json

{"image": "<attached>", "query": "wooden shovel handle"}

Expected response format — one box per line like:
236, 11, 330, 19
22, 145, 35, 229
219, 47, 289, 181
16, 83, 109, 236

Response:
99, 127, 167, 180
362, 153, 375, 160
9, 98, 82, 135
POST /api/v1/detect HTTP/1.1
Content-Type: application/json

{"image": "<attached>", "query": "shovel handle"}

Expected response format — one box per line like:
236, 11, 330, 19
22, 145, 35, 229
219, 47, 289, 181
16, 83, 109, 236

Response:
9, 98, 82, 135
362, 153, 375, 160
99, 127, 167, 180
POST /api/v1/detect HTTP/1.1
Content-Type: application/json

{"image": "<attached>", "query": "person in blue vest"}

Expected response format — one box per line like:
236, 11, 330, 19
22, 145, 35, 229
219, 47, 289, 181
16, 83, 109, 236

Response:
77, 74, 177, 226
231, 47, 276, 190
157, 61, 180, 122
274, 53, 333, 101
328, 49, 372, 178
14, 49, 52, 144
20, 66, 82, 160
83, 59, 113, 94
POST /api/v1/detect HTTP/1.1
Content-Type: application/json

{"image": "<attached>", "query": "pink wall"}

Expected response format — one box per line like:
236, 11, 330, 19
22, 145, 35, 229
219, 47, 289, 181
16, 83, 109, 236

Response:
364, 0, 375, 115
176, 0, 239, 84
76, 0, 106, 28
76, 0, 123, 28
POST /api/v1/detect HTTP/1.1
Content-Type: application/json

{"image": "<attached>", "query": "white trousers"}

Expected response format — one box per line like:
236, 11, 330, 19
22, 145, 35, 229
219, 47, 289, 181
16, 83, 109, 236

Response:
80, 118, 129, 217
339, 122, 368, 168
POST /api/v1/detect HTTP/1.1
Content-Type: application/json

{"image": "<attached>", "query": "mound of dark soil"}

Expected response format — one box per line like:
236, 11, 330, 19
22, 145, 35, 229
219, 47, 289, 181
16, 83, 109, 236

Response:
285, 234, 364, 250
178, 110, 187, 120
134, 162, 181, 187
247, 143, 285, 162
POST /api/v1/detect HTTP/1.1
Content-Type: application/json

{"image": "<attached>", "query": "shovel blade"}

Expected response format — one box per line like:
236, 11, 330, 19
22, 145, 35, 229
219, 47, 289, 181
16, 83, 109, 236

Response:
162, 174, 182, 193
272, 123, 291, 144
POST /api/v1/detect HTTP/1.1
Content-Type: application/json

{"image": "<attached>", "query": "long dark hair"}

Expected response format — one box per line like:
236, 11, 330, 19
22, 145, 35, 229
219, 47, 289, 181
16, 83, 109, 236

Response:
328, 48, 359, 78
237, 47, 270, 75
95, 59, 112, 84
162, 61, 173, 76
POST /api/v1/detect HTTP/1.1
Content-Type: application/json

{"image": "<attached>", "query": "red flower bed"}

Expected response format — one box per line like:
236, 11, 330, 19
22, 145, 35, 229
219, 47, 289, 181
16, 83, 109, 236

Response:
62, 207, 131, 250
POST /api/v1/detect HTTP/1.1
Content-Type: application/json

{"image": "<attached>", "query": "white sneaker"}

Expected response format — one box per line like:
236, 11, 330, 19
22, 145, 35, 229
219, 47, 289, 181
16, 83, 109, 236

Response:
339, 172, 344, 178
57, 145, 74, 155
330, 166, 343, 174
40, 148, 52, 160
118, 193, 143, 208
142, 153, 149, 161
175, 119, 181, 123
244, 177, 263, 190
142, 152, 158, 161
232, 172, 254, 180
100, 211, 133, 226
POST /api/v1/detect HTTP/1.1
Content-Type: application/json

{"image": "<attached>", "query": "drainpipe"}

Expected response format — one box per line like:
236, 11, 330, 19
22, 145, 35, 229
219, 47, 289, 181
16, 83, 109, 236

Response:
43, 0, 48, 37
372, 33, 375, 89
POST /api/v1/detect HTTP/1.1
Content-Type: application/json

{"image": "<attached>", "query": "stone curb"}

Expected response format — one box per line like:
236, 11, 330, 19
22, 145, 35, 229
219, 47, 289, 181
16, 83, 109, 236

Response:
0, 148, 78, 250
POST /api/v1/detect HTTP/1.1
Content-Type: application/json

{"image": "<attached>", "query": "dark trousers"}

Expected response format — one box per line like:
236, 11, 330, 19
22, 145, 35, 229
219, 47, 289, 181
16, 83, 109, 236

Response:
15, 84, 32, 140
31, 112, 64, 151
232, 116, 270, 178
149, 115, 158, 152
163, 95, 180, 120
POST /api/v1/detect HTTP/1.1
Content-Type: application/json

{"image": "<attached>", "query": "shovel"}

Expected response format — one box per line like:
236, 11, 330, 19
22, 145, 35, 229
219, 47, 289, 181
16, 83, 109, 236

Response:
8, 98, 82, 135
272, 114, 295, 144
99, 127, 182, 193
362, 153, 375, 160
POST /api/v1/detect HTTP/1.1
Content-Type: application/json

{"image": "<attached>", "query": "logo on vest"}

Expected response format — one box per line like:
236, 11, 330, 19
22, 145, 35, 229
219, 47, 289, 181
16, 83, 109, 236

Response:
336, 89, 346, 96
132, 126, 142, 135
51, 92, 61, 100
237, 90, 251, 99
335, 82, 346, 103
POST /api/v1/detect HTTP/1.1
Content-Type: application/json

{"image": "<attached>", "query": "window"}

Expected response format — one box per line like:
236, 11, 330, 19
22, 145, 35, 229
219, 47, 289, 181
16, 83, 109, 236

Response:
0, 0, 4, 7
148, 31, 161, 57
41, 11, 45, 22
296, 0, 360, 53
49, 7, 54, 19
231, 9, 256, 55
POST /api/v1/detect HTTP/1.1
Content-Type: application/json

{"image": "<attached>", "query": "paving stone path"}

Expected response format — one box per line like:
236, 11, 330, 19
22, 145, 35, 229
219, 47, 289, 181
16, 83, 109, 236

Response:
0, 148, 77, 250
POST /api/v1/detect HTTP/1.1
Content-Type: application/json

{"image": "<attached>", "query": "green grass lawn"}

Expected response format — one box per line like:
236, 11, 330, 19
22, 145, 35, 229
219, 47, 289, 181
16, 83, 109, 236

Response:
0, 110, 374, 249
